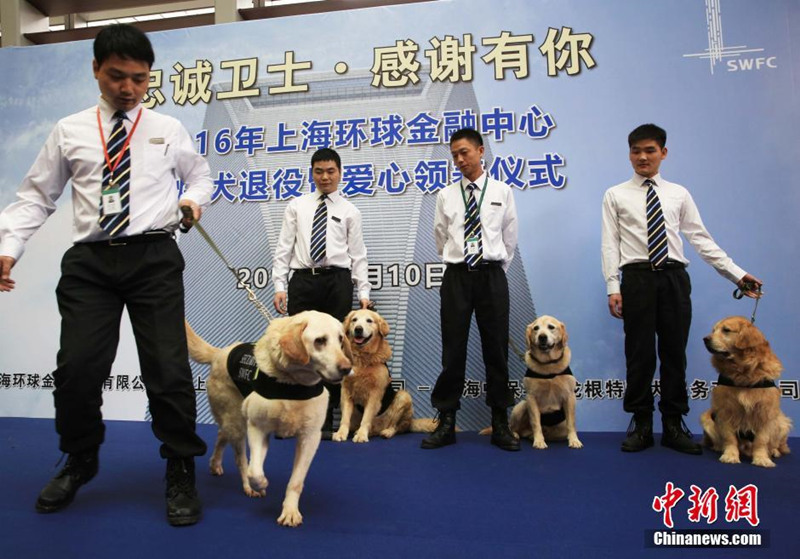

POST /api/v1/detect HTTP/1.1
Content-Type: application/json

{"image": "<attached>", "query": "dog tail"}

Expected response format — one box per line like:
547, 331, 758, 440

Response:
410, 418, 438, 433
477, 426, 492, 436
185, 320, 219, 364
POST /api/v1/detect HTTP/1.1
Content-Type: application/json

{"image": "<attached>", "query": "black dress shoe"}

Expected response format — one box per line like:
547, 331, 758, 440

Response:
661, 415, 703, 455
36, 449, 99, 513
166, 458, 202, 526
621, 413, 654, 452
490, 407, 520, 452
421, 411, 456, 449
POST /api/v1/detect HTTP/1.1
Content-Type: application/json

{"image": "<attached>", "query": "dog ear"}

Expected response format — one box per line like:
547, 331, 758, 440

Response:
378, 314, 390, 338
343, 311, 356, 334
525, 322, 535, 350
279, 319, 310, 364
341, 333, 354, 362
559, 320, 568, 346
734, 322, 767, 351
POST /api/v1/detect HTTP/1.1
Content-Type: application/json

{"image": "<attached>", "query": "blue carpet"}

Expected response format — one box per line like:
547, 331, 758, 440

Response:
1, 417, 797, 559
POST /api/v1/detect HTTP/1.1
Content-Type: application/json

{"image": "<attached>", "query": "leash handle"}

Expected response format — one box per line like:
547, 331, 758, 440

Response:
732, 283, 762, 324
179, 205, 194, 233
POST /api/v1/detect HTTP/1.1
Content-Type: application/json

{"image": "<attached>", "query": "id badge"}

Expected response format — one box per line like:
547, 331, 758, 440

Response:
466, 237, 480, 255
101, 188, 122, 216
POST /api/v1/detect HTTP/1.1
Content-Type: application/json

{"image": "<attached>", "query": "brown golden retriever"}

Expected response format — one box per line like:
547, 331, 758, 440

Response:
186, 311, 351, 526
479, 315, 582, 449
700, 316, 791, 468
333, 309, 436, 442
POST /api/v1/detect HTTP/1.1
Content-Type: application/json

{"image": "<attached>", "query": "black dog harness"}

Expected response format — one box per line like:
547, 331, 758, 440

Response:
355, 379, 397, 416
524, 366, 574, 427
226, 343, 323, 400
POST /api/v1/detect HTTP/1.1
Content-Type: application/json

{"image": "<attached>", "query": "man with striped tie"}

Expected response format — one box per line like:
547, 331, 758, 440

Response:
272, 148, 371, 438
601, 123, 762, 455
422, 128, 520, 451
0, 24, 212, 525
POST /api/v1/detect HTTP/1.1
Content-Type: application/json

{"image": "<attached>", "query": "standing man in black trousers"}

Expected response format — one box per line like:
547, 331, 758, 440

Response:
422, 128, 520, 451
0, 24, 211, 525
601, 123, 762, 454
272, 148, 371, 438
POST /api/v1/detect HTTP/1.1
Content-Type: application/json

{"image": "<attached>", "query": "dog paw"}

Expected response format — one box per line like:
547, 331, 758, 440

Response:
332, 429, 348, 442
719, 452, 741, 464
532, 439, 548, 450
568, 438, 583, 449
277, 507, 303, 527
353, 429, 369, 443
752, 455, 776, 468
247, 473, 269, 493
209, 463, 224, 476
379, 428, 396, 439
244, 485, 264, 498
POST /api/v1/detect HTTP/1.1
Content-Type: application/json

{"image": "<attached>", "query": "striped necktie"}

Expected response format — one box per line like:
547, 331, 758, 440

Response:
645, 178, 668, 269
464, 183, 483, 268
98, 110, 131, 237
309, 194, 328, 263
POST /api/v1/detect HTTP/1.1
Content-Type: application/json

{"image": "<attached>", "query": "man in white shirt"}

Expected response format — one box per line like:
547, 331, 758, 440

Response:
601, 123, 761, 455
271, 147, 371, 437
421, 128, 520, 451
0, 24, 211, 525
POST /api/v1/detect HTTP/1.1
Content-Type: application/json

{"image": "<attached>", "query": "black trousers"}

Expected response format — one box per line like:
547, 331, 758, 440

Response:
432, 264, 514, 412
620, 265, 692, 417
287, 268, 354, 408
53, 239, 207, 459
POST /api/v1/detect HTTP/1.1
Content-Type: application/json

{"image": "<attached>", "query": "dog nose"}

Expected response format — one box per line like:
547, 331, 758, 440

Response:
538, 334, 547, 343
703, 336, 711, 343
339, 365, 352, 377
354, 326, 363, 336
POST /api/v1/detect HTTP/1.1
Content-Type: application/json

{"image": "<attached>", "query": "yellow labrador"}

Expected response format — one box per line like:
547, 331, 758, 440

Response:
186, 310, 352, 526
334, 309, 436, 443
700, 316, 791, 467
510, 315, 582, 449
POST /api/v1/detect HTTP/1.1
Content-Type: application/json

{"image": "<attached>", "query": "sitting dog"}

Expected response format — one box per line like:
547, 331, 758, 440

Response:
333, 309, 436, 442
185, 310, 351, 526
700, 316, 791, 468
480, 315, 582, 449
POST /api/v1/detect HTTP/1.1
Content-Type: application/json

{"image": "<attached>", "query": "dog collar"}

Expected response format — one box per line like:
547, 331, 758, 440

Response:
716, 374, 776, 389
525, 365, 573, 380
526, 350, 565, 366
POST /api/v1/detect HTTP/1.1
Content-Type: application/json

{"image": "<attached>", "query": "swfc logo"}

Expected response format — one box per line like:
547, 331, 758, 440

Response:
682, 0, 777, 74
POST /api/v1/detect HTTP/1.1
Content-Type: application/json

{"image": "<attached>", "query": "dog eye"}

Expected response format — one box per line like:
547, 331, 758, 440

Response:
722, 327, 731, 333
366, 318, 373, 323
547, 325, 555, 330
533, 325, 539, 331
314, 336, 327, 348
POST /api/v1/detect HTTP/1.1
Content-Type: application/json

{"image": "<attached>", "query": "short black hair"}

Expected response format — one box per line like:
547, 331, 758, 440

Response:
449, 128, 483, 148
628, 124, 667, 149
311, 148, 341, 171
93, 24, 155, 68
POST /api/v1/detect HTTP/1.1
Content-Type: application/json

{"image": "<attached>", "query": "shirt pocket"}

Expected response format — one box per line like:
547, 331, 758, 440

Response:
659, 193, 682, 230
480, 201, 505, 229
140, 140, 173, 183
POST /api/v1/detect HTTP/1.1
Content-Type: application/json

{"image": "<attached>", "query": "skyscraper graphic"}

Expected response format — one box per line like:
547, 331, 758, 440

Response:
182, 70, 536, 430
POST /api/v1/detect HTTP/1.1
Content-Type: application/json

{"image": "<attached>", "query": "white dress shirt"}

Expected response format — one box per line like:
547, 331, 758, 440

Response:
601, 173, 746, 294
433, 172, 518, 271
272, 190, 370, 301
0, 97, 213, 261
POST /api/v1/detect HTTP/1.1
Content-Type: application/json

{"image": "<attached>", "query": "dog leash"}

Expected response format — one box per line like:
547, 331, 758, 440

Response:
732, 282, 762, 324
508, 337, 527, 364
180, 206, 274, 323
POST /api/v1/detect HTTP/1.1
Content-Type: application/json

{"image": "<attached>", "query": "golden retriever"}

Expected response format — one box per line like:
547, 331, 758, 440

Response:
700, 316, 791, 468
185, 311, 352, 526
333, 309, 436, 442
480, 315, 582, 449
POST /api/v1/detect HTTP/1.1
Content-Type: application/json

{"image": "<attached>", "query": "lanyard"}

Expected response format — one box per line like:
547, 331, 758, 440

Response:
96, 106, 143, 176
459, 174, 489, 214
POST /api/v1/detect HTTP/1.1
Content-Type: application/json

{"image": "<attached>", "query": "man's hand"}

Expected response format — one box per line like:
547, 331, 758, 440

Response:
737, 273, 763, 299
360, 298, 372, 310
273, 291, 288, 315
0, 256, 16, 292
179, 199, 202, 232
608, 293, 623, 319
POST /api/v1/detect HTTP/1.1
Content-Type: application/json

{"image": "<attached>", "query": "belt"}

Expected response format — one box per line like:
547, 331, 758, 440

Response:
81, 230, 173, 247
292, 266, 349, 276
447, 261, 503, 272
622, 260, 686, 271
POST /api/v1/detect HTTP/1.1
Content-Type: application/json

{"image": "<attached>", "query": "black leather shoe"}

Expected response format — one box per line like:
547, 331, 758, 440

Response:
36, 449, 99, 513
661, 415, 703, 455
621, 413, 654, 452
166, 458, 202, 526
421, 411, 456, 449
490, 407, 520, 452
